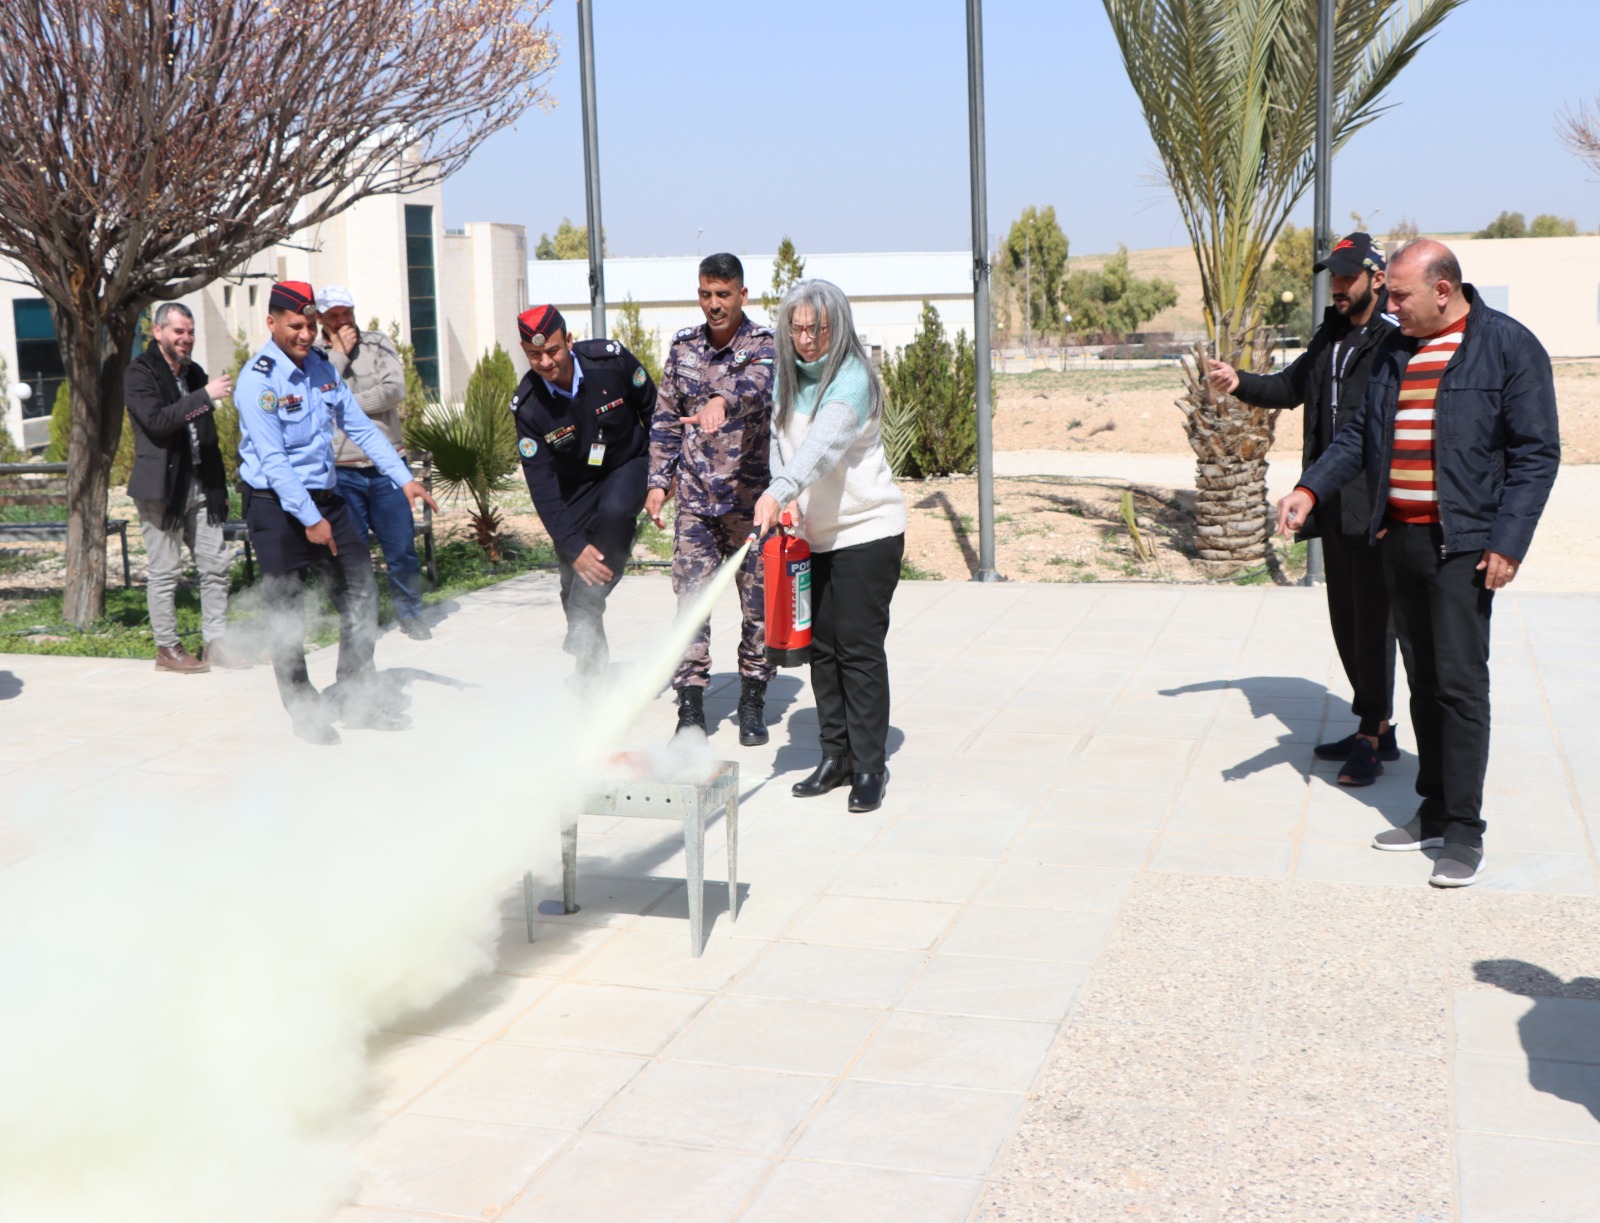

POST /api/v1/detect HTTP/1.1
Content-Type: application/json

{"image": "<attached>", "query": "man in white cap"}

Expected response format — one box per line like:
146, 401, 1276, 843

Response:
316, 284, 429, 639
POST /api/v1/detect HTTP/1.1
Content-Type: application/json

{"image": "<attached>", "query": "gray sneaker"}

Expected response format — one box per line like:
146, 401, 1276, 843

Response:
1430, 856, 1484, 888
1372, 821, 1446, 852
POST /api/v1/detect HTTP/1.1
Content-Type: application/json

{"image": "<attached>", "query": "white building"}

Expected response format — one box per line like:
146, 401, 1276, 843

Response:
527, 251, 977, 362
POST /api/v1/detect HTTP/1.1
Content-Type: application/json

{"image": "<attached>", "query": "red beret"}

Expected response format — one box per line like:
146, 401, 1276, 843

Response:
269, 281, 316, 314
518, 304, 565, 344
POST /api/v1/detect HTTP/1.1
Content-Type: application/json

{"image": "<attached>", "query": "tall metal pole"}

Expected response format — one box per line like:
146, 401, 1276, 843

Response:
577, 0, 606, 339
1304, 0, 1335, 586
966, 0, 999, 582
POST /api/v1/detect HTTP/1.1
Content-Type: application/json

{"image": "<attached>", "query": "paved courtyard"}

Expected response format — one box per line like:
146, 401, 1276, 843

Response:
2, 572, 1597, 1221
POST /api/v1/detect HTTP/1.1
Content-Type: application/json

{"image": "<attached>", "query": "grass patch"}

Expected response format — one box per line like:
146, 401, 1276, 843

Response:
900, 557, 938, 581
633, 512, 674, 562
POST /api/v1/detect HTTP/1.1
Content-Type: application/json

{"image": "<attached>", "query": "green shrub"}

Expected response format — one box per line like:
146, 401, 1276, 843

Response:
45, 380, 71, 462
881, 303, 979, 478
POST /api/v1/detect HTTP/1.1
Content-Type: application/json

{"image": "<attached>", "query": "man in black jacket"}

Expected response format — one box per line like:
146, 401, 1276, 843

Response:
124, 303, 237, 672
1209, 232, 1398, 787
1277, 240, 1560, 887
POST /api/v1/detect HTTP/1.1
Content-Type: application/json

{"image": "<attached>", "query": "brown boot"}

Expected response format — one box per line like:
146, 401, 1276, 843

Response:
201, 638, 252, 669
154, 643, 209, 674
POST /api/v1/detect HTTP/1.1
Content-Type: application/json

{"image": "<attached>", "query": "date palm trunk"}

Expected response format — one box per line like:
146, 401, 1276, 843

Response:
1179, 343, 1280, 577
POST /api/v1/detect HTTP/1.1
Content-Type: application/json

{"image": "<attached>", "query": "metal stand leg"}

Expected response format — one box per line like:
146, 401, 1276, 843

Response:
522, 871, 536, 943
684, 805, 706, 958
726, 790, 739, 924
562, 813, 579, 915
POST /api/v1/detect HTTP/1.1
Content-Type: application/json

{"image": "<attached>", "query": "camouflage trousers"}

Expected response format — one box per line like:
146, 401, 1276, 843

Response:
671, 506, 772, 689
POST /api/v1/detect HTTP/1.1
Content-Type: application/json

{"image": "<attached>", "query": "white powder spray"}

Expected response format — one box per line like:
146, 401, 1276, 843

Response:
0, 545, 751, 1221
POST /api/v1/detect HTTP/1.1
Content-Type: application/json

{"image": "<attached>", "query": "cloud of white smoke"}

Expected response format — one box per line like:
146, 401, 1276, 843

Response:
0, 544, 751, 1222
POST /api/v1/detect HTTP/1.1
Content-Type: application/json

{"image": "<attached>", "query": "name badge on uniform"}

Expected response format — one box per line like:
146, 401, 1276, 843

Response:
588, 443, 606, 467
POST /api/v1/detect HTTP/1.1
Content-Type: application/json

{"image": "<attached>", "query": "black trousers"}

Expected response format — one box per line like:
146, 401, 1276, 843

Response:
810, 532, 904, 773
246, 490, 380, 722
1382, 519, 1494, 859
556, 457, 646, 674
1320, 501, 1397, 734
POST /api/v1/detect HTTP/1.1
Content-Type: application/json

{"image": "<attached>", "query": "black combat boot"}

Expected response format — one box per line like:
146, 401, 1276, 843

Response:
737, 678, 769, 746
674, 686, 706, 736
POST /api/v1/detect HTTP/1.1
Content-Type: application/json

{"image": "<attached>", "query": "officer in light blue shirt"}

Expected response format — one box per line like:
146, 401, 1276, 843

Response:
235, 280, 437, 744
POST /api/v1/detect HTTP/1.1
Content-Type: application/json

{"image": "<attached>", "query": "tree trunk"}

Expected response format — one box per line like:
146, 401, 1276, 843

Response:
61, 310, 137, 629
1177, 343, 1281, 578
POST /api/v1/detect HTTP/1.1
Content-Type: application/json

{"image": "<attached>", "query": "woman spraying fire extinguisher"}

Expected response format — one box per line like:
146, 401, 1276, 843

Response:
753, 280, 906, 813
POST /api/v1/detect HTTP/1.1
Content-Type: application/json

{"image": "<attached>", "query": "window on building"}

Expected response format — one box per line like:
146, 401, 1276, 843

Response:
11, 299, 64, 418
248, 285, 257, 308
224, 285, 232, 309
406, 204, 440, 395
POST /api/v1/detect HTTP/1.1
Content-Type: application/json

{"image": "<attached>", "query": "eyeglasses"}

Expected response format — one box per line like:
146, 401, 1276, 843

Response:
788, 321, 830, 340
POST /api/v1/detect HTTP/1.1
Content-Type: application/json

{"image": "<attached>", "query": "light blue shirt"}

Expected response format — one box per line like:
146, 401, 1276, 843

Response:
236, 339, 413, 526
541, 354, 584, 400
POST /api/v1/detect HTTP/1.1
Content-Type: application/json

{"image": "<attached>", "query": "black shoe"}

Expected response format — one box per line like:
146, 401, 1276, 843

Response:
848, 772, 887, 813
675, 686, 706, 736
737, 678, 769, 746
1338, 738, 1384, 787
398, 618, 432, 641
792, 756, 852, 797
1315, 726, 1399, 762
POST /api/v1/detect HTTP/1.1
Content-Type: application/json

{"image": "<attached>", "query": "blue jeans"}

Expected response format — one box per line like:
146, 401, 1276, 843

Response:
336, 466, 423, 621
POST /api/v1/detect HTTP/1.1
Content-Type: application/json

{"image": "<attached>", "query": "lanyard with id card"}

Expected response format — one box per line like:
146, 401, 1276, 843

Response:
587, 443, 606, 467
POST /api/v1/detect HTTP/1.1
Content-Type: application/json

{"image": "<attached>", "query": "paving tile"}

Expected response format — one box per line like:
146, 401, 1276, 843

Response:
382, 973, 553, 1043
1147, 833, 1293, 877
870, 816, 1020, 859
739, 1160, 980, 1223
494, 918, 624, 978
852, 1012, 1058, 1091
1163, 799, 1303, 839
353, 1114, 570, 1218
502, 1134, 769, 1223
1456, 1131, 1600, 1222
1292, 840, 1440, 886
1031, 789, 1169, 830
732, 943, 925, 1008
1454, 990, 1600, 1063
361, 1033, 480, 1114
898, 786, 1043, 823
573, 926, 762, 990
667, 997, 880, 1075
500, 983, 710, 1055
783, 895, 958, 951
791, 1081, 1024, 1175
632, 884, 813, 943
974, 862, 1134, 912
1455, 1052, 1600, 1142
939, 905, 1114, 963
896, 954, 1086, 1021
594, 1061, 829, 1154
408, 1043, 645, 1129
827, 852, 993, 903
1010, 824, 1156, 868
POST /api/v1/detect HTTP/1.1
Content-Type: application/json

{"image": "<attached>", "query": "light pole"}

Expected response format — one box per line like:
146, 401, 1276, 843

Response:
576, 0, 606, 339
965, 0, 998, 582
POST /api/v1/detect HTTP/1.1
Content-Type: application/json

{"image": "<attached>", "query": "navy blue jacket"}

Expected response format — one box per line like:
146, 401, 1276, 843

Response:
1298, 286, 1559, 562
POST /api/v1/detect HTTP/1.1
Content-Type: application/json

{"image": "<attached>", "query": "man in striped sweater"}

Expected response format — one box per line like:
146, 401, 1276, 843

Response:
1275, 240, 1560, 887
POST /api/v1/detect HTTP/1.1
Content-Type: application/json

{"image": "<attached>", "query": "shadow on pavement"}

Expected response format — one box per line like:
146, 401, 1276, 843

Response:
1474, 959, 1600, 1125
1160, 675, 1413, 827
0, 671, 21, 700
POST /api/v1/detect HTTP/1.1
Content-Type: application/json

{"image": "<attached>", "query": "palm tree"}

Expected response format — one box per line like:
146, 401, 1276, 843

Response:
403, 347, 521, 561
1102, 0, 1463, 574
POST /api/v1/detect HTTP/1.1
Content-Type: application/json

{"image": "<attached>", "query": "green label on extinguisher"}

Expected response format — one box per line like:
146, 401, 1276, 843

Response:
791, 560, 812, 631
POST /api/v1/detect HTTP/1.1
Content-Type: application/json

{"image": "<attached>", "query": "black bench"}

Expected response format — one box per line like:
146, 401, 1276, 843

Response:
0, 462, 132, 587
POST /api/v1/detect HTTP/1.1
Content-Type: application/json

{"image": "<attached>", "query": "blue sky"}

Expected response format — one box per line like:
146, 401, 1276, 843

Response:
441, 0, 1600, 259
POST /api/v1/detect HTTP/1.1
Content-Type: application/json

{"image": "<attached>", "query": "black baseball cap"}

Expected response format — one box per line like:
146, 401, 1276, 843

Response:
1315, 232, 1386, 276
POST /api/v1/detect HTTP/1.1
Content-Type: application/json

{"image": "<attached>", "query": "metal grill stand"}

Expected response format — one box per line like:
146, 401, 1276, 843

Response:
524, 760, 739, 958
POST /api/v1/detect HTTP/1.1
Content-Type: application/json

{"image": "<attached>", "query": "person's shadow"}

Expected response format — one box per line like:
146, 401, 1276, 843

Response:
0, 671, 21, 701
1474, 959, 1600, 1124
770, 702, 905, 782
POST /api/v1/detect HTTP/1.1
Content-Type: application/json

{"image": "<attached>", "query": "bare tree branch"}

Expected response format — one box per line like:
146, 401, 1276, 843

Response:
1559, 94, 1600, 179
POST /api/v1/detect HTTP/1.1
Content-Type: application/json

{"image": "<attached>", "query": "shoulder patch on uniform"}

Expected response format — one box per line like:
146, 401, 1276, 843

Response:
252, 355, 275, 375
606, 341, 619, 354
518, 437, 537, 458
675, 325, 700, 341
509, 394, 519, 412
632, 366, 647, 387
258, 390, 278, 413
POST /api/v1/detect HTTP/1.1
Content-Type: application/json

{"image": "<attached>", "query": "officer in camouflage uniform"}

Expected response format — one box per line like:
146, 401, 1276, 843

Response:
646, 253, 776, 745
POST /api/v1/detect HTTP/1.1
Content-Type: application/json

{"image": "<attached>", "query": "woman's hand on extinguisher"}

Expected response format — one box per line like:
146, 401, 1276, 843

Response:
752, 493, 783, 538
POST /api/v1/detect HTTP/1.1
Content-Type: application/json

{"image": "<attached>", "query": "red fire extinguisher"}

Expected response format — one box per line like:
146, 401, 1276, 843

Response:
761, 513, 812, 666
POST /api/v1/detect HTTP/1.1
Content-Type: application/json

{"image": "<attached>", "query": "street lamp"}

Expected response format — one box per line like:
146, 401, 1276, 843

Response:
1278, 290, 1294, 367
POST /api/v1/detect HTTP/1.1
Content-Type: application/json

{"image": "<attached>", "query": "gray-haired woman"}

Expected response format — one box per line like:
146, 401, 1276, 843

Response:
753, 280, 906, 813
